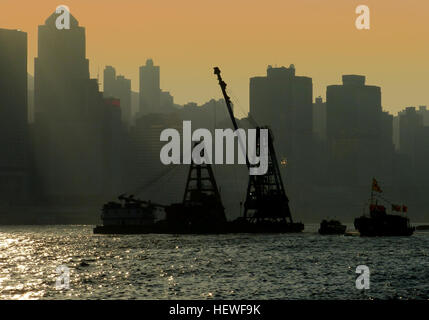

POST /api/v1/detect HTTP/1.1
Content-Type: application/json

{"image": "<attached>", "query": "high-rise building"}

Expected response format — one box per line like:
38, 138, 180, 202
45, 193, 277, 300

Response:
34, 13, 90, 119
414, 126, 429, 187
417, 105, 429, 126
103, 66, 116, 98
139, 59, 160, 115
116, 76, 131, 125
313, 96, 327, 141
399, 107, 423, 158
103, 66, 132, 125
28, 73, 34, 123
326, 75, 393, 185
33, 11, 120, 201
249, 64, 313, 151
395, 106, 428, 187
0, 28, 29, 203
249, 64, 313, 187
103, 98, 127, 195
128, 113, 182, 197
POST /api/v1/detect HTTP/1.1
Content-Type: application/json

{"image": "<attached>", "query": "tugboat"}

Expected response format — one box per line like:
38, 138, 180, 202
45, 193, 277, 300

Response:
319, 219, 347, 235
354, 178, 415, 237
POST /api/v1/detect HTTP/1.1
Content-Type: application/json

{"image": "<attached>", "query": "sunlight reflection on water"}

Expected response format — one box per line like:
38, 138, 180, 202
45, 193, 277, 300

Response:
0, 225, 428, 300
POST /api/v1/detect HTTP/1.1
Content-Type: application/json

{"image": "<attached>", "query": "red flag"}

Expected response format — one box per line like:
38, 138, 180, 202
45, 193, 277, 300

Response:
372, 178, 382, 193
392, 204, 401, 212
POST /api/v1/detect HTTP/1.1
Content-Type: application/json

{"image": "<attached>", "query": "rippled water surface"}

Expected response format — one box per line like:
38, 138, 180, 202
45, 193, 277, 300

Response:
0, 225, 428, 300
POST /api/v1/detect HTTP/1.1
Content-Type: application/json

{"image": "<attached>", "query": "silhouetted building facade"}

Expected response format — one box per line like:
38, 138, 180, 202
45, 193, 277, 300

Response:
103, 66, 132, 125
399, 107, 423, 158
33, 12, 123, 202
103, 66, 116, 97
128, 113, 182, 196
160, 91, 174, 110
139, 59, 160, 115
326, 75, 394, 186
391, 106, 429, 208
249, 64, 313, 187
417, 105, 429, 126
0, 29, 29, 203
313, 96, 327, 141
103, 98, 128, 195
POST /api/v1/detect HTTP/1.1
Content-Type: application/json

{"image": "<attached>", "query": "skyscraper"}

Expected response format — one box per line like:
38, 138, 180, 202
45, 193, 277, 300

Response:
33, 11, 117, 201
103, 66, 132, 125
399, 107, 423, 158
103, 66, 116, 99
249, 65, 313, 187
326, 75, 393, 185
139, 59, 160, 116
249, 64, 313, 150
0, 28, 29, 202
313, 96, 327, 141
34, 13, 90, 119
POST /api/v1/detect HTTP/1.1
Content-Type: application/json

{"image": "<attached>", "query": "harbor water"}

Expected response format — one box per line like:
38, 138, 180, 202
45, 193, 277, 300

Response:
0, 224, 428, 300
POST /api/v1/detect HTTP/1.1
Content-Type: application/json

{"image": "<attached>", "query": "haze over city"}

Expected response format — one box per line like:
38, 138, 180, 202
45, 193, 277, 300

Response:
1, 1, 429, 303
1, 0, 428, 114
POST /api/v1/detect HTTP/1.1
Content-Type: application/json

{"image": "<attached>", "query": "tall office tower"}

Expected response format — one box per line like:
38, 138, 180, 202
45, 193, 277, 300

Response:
28, 74, 34, 123
103, 98, 127, 195
103, 66, 132, 125
0, 29, 29, 203
399, 107, 423, 157
392, 115, 400, 151
35, 13, 90, 119
414, 126, 429, 187
326, 75, 393, 185
139, 59, 160, 116
115, 76, 131, 125
103, 66, 116, 98
313, 96, 327, 141
250, 64, 313, 145
34, 11, 116, 201
417, 105, 429, 126
249, 65, 313, 185
397, 106, 426, 187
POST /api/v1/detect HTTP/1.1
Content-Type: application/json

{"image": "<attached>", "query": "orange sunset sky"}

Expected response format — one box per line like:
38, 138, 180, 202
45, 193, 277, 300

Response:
1, 0, 428, 116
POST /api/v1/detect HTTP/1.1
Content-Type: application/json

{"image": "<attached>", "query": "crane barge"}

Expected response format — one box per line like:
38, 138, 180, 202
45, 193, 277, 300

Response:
93, 67, 304, 234
214, 67, 304, 233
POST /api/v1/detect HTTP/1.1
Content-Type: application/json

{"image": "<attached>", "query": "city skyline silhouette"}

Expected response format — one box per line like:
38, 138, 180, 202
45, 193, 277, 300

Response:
1, 7, 429, 225
0, 0, 428, 113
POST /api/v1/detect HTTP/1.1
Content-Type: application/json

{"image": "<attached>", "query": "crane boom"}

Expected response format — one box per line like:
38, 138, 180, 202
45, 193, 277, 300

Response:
213, 66, 295, 224
213, 67, 252, 170
213, 67, 239, 132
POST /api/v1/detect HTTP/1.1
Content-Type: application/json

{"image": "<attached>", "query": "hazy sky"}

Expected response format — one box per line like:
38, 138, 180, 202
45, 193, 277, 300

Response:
1, 0, 428, 116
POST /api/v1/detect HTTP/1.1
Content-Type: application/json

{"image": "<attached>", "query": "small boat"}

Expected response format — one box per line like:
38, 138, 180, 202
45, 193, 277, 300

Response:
354, 178, 415, 237
319, 219, 346, 235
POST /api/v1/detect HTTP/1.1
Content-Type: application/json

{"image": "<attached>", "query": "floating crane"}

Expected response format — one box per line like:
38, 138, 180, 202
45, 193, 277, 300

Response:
214, 67, 303, 232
